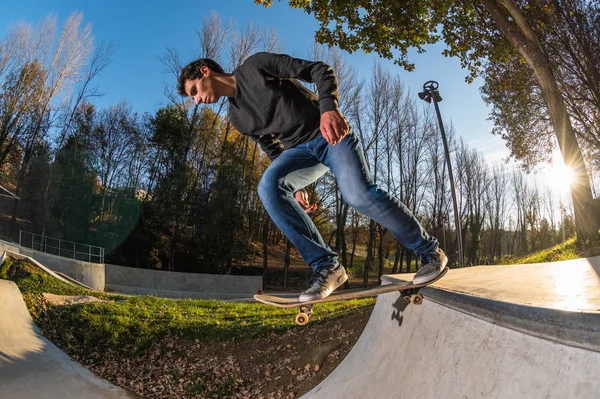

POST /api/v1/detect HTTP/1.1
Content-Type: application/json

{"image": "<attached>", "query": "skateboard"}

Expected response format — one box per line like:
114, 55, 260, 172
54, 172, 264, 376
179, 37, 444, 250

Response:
255, 267, 448, 325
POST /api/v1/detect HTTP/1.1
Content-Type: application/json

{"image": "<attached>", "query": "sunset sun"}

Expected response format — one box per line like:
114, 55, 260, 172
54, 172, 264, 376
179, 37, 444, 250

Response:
545, 151, 576, 195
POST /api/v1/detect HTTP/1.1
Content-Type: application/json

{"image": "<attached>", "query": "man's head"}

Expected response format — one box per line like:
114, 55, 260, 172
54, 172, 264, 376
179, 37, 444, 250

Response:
177, 58, 226, 105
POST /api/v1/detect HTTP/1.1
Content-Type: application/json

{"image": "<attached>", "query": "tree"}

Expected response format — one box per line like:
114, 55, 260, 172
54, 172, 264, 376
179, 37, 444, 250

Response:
482, 1, 600, 170
90, 101, 142, 216
51, 134, 97, 241
148, 105, 194, 271
255, 0, 599, 236
485, 163, 509, 261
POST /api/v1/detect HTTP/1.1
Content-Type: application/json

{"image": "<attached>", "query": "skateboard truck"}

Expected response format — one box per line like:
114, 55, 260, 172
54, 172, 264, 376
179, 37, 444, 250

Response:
401, 292, 424, 305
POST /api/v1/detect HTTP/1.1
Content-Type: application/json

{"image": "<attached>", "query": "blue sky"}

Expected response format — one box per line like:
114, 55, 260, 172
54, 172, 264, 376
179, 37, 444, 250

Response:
1, 0, 510, 164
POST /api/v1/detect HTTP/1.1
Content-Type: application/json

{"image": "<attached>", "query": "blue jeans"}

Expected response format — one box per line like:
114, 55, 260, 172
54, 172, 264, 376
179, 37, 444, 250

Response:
257, 129, 438, 273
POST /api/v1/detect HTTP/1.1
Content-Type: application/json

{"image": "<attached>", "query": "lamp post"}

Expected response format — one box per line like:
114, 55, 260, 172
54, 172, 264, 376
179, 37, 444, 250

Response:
418, 81, 464, 268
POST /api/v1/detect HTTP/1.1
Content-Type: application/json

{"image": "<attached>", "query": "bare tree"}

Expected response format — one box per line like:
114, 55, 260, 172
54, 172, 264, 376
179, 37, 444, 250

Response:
485, 163, 510, 261
197, 11, 233, 62
396, 88, 440, 271
260, 27, 285, 53
89, 101, 143, 216
228, 22, 261, 70
1, 13, 99, 238
348, 61, 395, 287
511, 169, 530, 255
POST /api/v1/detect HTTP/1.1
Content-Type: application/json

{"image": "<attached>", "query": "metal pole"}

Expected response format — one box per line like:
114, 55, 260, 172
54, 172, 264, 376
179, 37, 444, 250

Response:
432, 96, 464, 268
418, 81, 464, 268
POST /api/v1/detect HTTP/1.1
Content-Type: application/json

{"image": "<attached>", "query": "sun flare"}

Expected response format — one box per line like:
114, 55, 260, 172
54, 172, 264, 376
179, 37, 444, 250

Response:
545, 150, 576, 195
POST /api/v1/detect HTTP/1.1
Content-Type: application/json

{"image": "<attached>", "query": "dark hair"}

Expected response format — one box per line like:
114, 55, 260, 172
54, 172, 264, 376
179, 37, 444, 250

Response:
177, 58, 225, 96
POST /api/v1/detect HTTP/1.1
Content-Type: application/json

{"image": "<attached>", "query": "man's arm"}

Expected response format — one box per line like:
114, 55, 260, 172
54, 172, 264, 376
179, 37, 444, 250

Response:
249, 52, 340, 115
250, 52, 349, 146
251, 134, 285, 161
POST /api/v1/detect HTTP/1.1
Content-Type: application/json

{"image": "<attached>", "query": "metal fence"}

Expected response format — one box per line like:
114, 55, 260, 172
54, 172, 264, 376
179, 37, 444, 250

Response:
19, 231, 104, 264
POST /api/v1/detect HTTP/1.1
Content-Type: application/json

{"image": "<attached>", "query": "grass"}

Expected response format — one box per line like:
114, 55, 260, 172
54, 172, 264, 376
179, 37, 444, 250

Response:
1, 256, 374, 357
500, 235, 600, 265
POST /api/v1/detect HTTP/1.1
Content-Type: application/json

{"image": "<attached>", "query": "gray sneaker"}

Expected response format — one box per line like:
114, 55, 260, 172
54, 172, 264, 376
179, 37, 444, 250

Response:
299, 265, 348, 302
413, 248, 448, 285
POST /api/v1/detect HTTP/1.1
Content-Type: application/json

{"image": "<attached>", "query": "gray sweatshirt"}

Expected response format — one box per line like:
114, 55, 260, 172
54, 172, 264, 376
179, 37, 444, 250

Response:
228, 52, 340, 161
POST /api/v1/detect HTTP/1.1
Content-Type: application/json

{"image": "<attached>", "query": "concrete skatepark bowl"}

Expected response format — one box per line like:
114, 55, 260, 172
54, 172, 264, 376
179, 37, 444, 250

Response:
1, 255, 600, 398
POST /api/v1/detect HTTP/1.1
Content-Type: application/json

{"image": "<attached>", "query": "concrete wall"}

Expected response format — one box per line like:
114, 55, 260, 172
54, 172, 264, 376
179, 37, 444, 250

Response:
0, 240, 20, 254
1, 239, 263, 299
104, 263, 263, 300
0, 239, 105, 291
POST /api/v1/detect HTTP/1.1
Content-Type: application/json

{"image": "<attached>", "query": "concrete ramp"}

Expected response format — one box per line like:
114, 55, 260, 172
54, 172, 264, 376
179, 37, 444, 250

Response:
304, 257, 600, 398
0, 280, 136, 398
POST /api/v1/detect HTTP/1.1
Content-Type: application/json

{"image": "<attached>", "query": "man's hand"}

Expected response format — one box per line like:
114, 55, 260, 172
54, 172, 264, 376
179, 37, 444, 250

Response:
295, 190, 317, 213
320, 110, 349, 145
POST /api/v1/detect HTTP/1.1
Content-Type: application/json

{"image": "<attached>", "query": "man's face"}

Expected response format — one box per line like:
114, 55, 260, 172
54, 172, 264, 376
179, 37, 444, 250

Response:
184, 66, 218, 105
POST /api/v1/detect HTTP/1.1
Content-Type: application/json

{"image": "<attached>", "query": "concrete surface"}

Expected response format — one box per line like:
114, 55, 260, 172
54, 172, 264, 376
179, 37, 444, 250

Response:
1, 239, 105, 290
3, 253, 600, 398
0, 280, 136, 398
304, 257, 600, 398
413, 255, 600, 312
105, 263, 263, 300
2, 249, 95, 290
1, 239, 263, 299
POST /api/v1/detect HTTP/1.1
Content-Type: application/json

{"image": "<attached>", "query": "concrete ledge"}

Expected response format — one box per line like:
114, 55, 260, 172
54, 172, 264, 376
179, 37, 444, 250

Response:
2, 250, 94, 291
0, 239, 104, 290
422, 286, 600, 353
105, 264, 262, 300
382, 259, 600, 353
1, 239, 262, 299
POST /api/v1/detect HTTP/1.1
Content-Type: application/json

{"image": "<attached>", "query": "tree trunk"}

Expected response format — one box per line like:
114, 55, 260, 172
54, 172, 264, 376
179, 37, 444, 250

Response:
283, 238, 291, 290
363, 220, 376, 287
167, 220, 178, 271
483, 0, 599, 236
399, 249, 406, 273
262, 216, 270, 289
350, 222, 357, 269
377, 225, 386, 285
391, 242, 400, 274
405, 250, 413, 273
9, 152, 30, 239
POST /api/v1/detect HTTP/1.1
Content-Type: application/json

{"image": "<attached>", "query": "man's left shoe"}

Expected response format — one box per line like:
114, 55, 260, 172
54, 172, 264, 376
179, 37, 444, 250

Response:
299, 265, 348, 302
413, 248, 448, 285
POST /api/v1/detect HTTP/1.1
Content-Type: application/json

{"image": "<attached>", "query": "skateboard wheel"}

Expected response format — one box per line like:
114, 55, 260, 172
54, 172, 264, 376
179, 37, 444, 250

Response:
296, 313, 310, 326
402, 296, 411, 304
411, 294, 423, 305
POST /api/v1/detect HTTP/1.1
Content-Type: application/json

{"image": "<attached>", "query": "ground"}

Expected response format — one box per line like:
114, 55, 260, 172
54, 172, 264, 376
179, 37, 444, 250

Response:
43, 293, 107, 306
48, 297, 373, 399
5, 256, 375, 399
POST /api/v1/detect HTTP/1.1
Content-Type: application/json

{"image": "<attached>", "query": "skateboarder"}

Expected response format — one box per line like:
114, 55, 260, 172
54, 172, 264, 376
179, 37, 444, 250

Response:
178, 52, 447, 301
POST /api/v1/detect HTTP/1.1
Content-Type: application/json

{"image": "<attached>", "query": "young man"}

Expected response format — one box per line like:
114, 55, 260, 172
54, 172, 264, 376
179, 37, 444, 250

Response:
178, 52, 447, 301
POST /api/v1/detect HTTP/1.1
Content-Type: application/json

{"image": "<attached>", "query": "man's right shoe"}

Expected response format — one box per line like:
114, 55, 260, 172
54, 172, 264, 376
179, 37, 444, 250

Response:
299, 265, 348, 302
413, 248, 448, 285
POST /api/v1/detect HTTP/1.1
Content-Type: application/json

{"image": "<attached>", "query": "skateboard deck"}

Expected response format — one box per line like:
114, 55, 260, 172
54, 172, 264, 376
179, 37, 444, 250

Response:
255, 267, 448, 325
